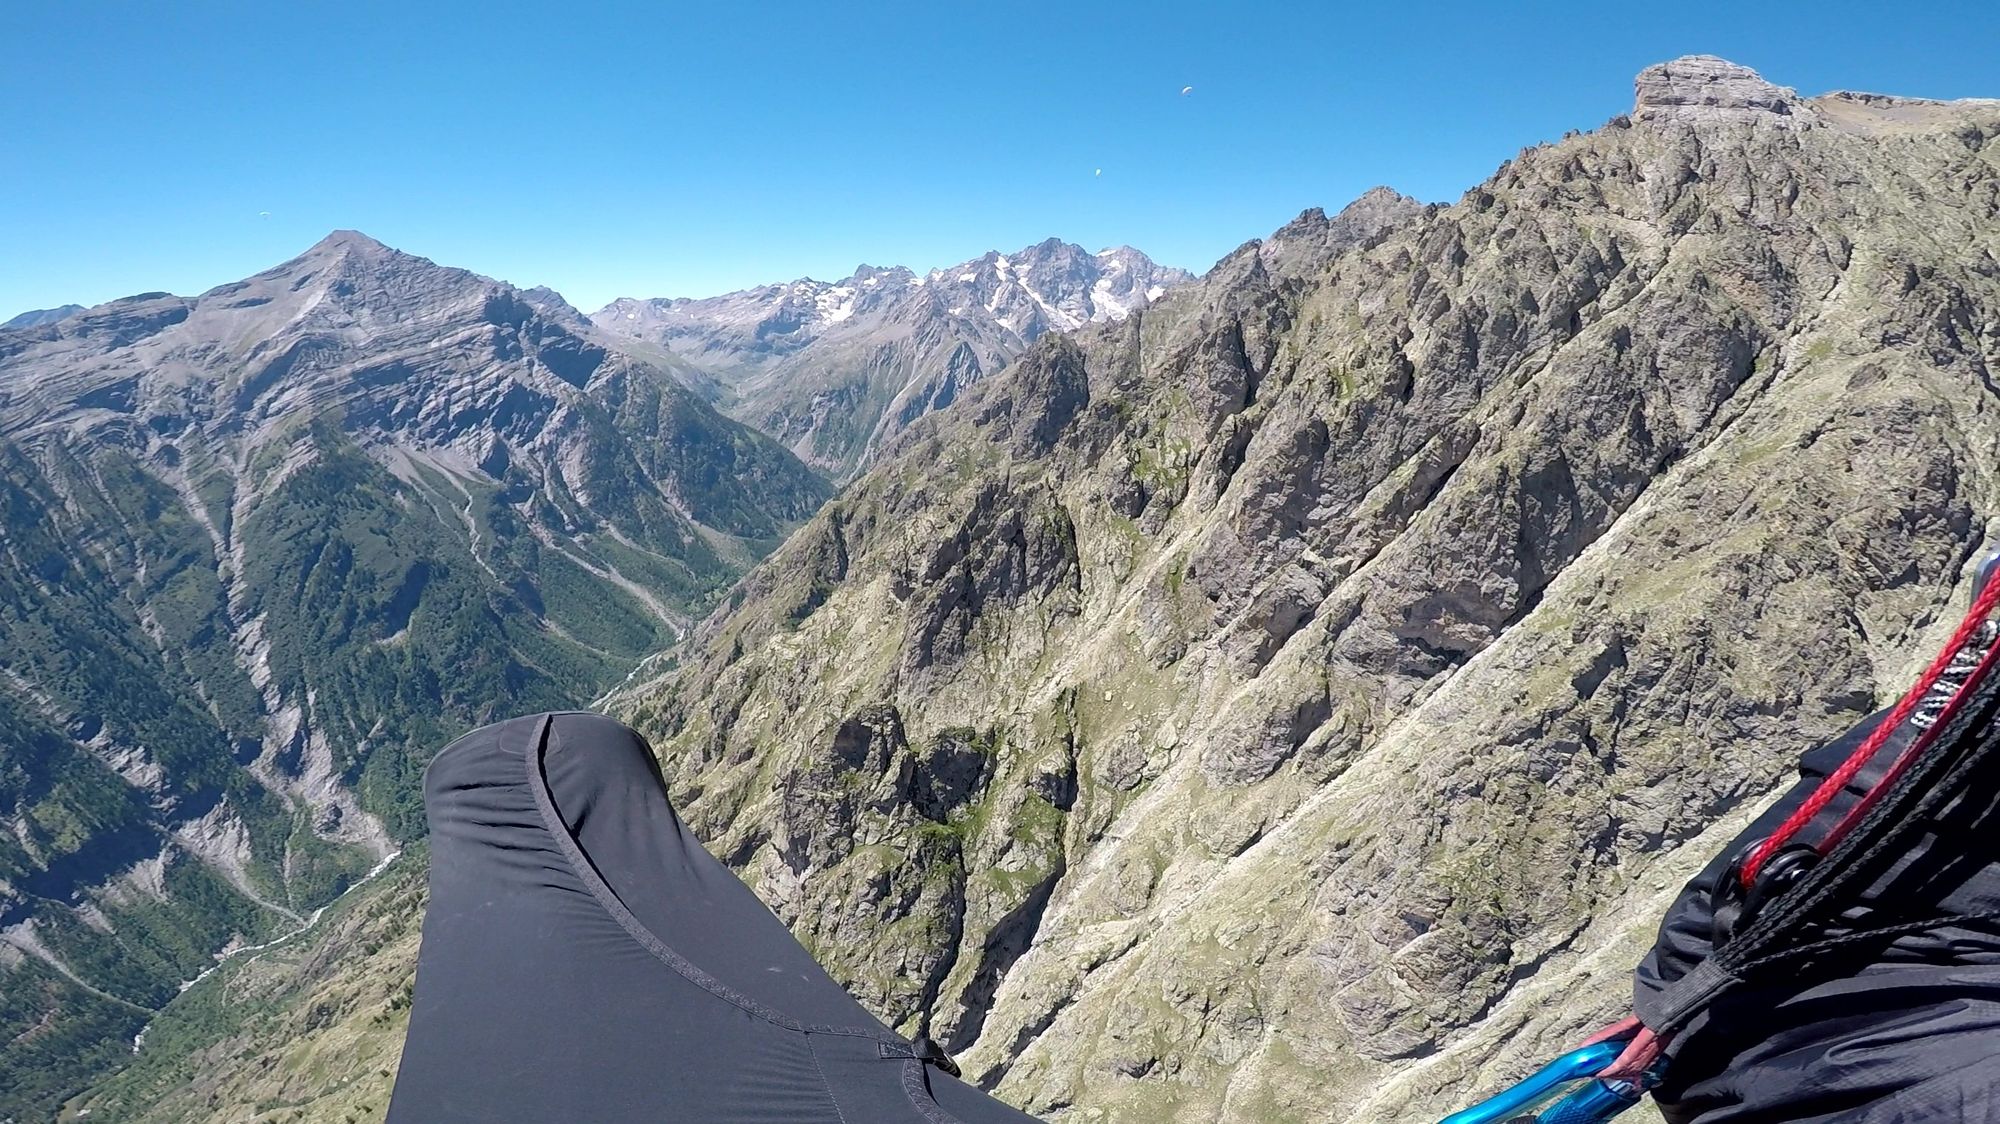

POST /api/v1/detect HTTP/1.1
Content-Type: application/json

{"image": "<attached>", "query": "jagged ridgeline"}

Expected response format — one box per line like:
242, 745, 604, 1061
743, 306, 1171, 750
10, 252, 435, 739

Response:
619, 59, 2000, 1122
0, 233, 828, 1116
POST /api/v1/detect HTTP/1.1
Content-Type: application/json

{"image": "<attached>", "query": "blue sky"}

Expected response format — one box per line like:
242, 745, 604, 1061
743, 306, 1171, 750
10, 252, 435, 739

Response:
3, 1, 1995, 317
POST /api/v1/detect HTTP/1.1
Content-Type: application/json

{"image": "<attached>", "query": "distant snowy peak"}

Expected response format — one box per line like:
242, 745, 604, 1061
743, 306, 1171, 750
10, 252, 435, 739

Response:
593, 239, 1193, 351
918, 239, 1195, 338
1088, 245, 1181, 320
587, 239, 1194, 477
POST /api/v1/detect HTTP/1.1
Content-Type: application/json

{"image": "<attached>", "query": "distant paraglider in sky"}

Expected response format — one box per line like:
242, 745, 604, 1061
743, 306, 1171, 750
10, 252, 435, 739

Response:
1181, 85, 1193, 95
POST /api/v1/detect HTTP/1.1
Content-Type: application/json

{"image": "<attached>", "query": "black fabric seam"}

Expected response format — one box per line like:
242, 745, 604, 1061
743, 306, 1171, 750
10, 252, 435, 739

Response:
521, 713, 889, 1039
806, 1032, 854, 1124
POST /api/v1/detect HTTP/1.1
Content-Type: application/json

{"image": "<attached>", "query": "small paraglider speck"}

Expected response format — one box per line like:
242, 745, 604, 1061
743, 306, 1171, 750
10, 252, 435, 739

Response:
1181, 85, 1193, 95
259, 211, 271, 219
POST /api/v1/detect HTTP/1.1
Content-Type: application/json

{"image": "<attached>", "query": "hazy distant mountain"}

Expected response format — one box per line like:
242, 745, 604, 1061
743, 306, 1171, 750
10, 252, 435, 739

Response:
3, 303, 85, 329
0, 230, 828, 1116
594, 240, 1195, 477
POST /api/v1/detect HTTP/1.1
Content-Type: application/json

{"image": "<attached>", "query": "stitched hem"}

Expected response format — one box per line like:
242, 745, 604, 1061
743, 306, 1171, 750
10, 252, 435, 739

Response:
901, 1059, 970, 1124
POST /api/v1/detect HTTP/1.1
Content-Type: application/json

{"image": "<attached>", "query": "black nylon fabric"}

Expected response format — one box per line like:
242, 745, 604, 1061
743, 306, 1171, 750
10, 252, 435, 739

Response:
387, 712, 1042, 1124
1634, 710, 2000, 1123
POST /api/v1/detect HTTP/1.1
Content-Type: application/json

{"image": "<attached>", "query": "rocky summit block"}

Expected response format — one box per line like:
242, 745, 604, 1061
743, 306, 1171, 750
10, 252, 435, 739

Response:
1634, 54, 1805, 122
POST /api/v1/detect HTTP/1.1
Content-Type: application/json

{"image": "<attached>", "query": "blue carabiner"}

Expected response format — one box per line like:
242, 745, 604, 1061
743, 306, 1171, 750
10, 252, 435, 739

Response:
1437, 1040, 1633, 1124
1533, 1076, 1646, 1124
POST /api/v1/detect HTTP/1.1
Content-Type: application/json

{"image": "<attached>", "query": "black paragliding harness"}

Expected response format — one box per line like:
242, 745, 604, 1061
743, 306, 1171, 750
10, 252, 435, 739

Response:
1442, 549, 2000, 1123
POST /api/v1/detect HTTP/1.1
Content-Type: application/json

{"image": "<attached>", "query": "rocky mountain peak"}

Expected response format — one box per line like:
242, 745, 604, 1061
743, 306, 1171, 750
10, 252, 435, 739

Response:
302, 228, 400, 261
517, 284, 595, 331
850, 263, 915, 285
1633, 54, 1806, 123
273, 229, 464, 292
160, 230, 512, 343
1253, 186, 1428, 277
1340, 185, 1425, 222
1020, 235, 1074, 260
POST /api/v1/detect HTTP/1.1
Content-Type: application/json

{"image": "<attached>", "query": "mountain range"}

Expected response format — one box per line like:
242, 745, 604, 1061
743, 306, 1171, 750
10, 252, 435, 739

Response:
0, 228, 1189, 1122
594, 240, 1193, 477
9, 52, 2000, 1124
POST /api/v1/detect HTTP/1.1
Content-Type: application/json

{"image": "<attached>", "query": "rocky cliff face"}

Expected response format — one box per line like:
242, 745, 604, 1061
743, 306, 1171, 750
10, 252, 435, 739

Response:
617, 58, 2000, 1122
594, 240, 1195, 477
0, 232, 828, 1118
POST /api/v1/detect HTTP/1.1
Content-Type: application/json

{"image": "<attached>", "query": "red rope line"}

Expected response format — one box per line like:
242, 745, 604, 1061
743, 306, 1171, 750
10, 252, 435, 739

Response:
1816, 624, 2000, 858
1741, 577, 2000, 888
1597, 1025, 1664, 1084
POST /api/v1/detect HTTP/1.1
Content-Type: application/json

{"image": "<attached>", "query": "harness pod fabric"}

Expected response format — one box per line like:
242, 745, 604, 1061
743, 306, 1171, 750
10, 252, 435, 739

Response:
1633, 711, 2000, 1123
387, 712, 1041, 1124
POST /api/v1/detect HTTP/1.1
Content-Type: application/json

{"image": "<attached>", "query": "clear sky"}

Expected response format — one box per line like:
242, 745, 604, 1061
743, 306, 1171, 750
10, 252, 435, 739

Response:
3, 0, 1995, 318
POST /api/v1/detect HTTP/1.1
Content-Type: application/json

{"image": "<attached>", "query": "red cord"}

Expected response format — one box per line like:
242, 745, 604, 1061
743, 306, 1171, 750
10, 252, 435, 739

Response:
1597, 1025, 1665, 1084
1741, 577, 2000, 888
1816, 625, 2000, 858
1580, 1015, 1642, 1047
